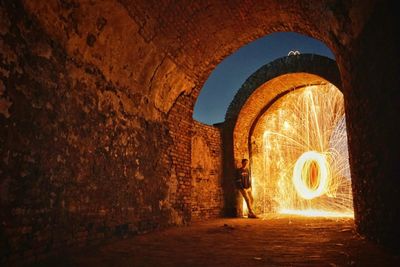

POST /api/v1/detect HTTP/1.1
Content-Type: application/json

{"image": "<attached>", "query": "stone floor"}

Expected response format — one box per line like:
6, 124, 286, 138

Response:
34, 215, 399, 267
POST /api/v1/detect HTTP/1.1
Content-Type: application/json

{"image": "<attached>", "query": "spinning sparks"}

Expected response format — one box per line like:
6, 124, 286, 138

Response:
292, 151, 329, 200
250, 84, 353, 218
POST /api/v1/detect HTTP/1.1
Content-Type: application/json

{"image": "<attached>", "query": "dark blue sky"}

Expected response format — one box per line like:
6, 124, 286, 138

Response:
193, 32, 335, 125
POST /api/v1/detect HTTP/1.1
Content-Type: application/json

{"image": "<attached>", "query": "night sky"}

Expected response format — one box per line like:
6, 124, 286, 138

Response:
193, 32, 335, 125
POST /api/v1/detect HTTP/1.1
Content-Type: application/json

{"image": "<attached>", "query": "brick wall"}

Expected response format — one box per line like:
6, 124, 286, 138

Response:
191, 121, 224, 220
166, 93, 196, 224
0, 1, 187, 264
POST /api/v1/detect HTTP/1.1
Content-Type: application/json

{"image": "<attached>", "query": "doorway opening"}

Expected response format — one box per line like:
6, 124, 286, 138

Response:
249, 83, 353, 218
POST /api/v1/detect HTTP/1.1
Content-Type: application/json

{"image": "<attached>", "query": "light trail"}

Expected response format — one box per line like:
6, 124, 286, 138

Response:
279, 209, 354, 218
292, 151, 329, 200
249, 84, 353, 218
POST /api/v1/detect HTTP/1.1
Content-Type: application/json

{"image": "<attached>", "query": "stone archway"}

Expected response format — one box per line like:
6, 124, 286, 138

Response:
226, 54, 341, 163
223, 54, 343, 216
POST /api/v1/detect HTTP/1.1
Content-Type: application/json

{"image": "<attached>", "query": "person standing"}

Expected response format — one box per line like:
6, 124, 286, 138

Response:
235, 159, 258, 218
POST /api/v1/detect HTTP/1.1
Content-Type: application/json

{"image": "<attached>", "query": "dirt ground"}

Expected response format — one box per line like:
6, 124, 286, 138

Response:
33, 215, 399, 267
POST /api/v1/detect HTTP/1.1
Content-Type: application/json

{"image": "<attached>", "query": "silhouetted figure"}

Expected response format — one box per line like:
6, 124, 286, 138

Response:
235, 159, 258, 218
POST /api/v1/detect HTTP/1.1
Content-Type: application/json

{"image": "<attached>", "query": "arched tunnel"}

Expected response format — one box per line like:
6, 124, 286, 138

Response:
223, 54, 352, 218
0, 0, 399, 265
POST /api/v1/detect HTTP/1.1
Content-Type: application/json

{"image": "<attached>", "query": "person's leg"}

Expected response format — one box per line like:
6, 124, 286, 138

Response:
248, 188, 254, 207
246, 188, 258, 218
239, 188, 251, 214
240, 188, 256, 217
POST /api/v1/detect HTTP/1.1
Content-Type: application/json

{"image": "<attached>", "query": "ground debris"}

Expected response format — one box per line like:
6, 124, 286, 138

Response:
223, 223, 235, 230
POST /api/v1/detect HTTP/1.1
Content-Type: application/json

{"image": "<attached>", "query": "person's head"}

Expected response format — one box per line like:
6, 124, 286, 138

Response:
241, 159, 249, 168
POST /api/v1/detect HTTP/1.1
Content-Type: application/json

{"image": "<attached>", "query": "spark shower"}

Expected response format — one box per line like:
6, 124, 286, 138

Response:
250, 83, 353, 218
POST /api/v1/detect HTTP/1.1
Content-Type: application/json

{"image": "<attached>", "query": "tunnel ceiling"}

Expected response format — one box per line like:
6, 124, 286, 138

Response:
23, 1, 374, 117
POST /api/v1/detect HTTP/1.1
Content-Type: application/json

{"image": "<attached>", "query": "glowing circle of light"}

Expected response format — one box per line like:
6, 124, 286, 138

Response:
292, 151, 329, 199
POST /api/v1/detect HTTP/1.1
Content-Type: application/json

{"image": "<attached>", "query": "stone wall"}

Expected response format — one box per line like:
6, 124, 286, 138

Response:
0, 1, 190, 264
339, 1, 400, 251
166, 93, 195, 224
191, 121, 223, 220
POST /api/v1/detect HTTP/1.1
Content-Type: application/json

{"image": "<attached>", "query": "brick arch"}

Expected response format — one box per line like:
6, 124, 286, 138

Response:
225, 54, 341, 122
116, 1, 350, 104
225, 54, 340, 167
25, 1, 358, 114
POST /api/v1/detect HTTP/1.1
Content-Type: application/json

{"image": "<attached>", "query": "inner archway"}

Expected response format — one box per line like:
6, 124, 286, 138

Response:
250, 83, 353, 218
225, 54, 346, 217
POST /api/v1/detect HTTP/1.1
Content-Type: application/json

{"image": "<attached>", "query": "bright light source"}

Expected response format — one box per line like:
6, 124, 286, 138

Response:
249, 84, 353, 218
292, 151, 329, 199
